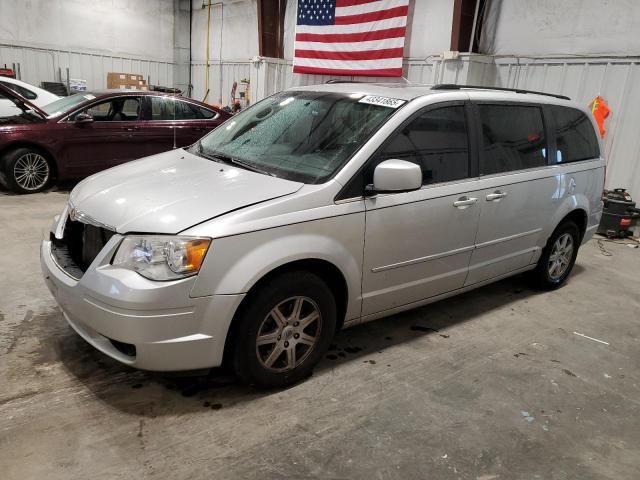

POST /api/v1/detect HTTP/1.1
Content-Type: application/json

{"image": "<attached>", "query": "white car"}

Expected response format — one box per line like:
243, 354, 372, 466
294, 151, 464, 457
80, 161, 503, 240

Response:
0, 77, 60, 117
41, 83, 605, 388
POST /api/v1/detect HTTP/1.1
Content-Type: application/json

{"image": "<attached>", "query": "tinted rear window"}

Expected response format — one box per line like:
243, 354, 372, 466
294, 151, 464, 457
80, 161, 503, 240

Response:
478, 104, 547, 175
550, 105, 600, 163
149, 97, 217, 120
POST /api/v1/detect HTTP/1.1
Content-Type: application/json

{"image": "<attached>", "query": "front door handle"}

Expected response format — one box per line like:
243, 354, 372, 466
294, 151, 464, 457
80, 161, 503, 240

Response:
453, 196, 478, 208
486, 191, 508, 201
123, 126, 139, 132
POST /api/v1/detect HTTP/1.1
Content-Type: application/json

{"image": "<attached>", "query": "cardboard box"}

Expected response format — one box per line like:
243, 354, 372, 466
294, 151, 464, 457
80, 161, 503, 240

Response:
107, 72, 145, 90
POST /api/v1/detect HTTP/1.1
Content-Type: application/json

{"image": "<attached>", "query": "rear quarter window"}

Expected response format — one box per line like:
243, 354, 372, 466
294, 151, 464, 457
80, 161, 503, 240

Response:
550, 105, 600, 163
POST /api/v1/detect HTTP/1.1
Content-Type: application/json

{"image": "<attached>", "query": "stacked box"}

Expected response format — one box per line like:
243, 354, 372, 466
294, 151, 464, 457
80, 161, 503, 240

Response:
106, 72, 149, 91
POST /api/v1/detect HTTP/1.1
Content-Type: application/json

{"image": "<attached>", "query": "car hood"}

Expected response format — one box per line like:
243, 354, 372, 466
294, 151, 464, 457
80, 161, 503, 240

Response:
69, 149, 304, 234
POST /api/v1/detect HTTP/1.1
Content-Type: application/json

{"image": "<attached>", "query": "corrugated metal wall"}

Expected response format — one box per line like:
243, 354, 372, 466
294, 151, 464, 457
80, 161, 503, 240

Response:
247, 55, 640, 199
482, 56, 640, 198
0, 43, 175, 91
191, 61, 251, 105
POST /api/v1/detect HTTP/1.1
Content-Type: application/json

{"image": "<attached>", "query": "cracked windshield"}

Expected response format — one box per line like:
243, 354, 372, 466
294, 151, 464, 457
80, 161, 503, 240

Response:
195, 91, 399, 183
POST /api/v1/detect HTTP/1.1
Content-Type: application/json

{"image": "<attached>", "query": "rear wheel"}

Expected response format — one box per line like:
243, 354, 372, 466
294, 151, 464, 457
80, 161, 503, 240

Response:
233, 271, 336, 388
529, 221, 580, 290
4, 147, 52, 194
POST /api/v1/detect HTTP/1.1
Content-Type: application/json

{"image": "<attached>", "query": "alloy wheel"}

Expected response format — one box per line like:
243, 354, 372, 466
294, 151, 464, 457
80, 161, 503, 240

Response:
255, 296, 322, 372
13, 153, 50, 191
548, 233, 574, 280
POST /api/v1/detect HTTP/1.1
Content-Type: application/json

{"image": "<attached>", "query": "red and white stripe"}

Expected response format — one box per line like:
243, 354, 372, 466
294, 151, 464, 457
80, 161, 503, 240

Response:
293, 0, 409, 77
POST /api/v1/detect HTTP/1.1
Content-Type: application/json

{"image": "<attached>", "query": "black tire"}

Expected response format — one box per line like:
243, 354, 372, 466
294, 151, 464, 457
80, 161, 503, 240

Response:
233, 271, 337, 388
529, 221, 581, 290
4, 147, 53, 194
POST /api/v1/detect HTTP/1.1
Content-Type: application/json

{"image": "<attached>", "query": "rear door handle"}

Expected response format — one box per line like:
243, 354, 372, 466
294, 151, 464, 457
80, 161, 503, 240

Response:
453, 196, 478, 208
123, 126, 139, 132
486, 191, 508, 201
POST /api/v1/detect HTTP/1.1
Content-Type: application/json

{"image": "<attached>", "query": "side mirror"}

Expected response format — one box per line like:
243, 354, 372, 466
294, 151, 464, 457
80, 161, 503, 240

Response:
367, 159, 422, 194
75, 113, 94, 125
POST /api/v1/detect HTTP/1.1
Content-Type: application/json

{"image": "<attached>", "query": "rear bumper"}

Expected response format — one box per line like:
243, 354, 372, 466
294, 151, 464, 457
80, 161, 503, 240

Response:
41, 238, 244, 371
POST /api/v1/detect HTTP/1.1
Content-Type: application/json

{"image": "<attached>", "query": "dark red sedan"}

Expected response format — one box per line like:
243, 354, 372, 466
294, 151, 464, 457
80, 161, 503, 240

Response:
0, 86, 230, 193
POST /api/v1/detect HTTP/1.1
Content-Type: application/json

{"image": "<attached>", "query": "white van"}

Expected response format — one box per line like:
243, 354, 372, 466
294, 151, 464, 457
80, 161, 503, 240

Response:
41, 83, 605, 388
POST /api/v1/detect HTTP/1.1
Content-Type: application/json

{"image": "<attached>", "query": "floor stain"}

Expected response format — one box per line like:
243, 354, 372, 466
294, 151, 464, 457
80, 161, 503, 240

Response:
343, 346, 363, 354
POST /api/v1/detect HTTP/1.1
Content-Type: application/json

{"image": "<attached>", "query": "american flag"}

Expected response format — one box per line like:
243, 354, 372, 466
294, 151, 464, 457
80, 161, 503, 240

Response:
293, 0, 409, 77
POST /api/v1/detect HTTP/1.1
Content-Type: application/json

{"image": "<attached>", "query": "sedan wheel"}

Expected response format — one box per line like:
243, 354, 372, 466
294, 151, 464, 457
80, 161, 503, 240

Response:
6, 150, 52, 193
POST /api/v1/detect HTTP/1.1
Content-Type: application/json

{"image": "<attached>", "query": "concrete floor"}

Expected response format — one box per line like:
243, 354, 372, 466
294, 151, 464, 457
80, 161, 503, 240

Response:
1, 186, 639, 480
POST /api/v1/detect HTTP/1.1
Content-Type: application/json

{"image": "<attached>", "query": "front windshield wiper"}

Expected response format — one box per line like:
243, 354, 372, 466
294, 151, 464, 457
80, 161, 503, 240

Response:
195, 143, 276, 177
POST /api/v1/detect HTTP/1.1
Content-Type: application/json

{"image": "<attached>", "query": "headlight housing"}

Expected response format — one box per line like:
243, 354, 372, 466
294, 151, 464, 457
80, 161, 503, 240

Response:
112, 235, 211, 281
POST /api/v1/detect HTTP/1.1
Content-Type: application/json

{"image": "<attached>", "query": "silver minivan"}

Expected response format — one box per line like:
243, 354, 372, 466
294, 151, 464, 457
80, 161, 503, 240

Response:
41, 83, 605, 387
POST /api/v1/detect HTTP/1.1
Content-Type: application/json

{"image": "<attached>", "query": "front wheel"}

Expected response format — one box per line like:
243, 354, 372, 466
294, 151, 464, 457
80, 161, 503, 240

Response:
529, 221, 580, 290
233, 271, 337, 388
4, 147, 53, 194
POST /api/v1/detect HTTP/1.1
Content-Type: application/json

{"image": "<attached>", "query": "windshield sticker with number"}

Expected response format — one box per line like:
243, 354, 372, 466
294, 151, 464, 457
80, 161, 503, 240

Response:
83, 94, 96, 100
358, 95, 405, 108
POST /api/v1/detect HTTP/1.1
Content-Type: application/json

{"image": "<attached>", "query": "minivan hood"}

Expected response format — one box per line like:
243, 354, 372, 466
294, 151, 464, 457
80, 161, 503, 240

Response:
69, 149, 304, 234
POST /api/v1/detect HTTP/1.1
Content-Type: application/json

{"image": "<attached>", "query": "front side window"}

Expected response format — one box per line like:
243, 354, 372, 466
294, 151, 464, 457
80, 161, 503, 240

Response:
377, 105, 469, 185
550, 105, 600, 163
478, 104, 547, 175
72, 97, 141, 121
196, 91, 400, 183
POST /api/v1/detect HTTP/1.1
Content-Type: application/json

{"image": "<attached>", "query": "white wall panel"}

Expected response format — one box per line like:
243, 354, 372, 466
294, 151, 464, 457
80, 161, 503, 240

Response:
0, 0, 175, 62
486, 56, 640, 199
191, 61, 251, 105
0, 43, 175, 90
480, 0, 640, 56
233, 54, 640, 202
0, 0, 181, 91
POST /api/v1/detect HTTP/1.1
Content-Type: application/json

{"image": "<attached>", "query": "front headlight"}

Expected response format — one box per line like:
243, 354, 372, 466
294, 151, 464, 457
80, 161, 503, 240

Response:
112, 235, 211, 281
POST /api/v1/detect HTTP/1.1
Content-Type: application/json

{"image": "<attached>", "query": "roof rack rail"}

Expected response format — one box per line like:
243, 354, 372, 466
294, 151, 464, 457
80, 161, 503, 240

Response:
431, 83, 570, 100
325, 79, 365, 84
